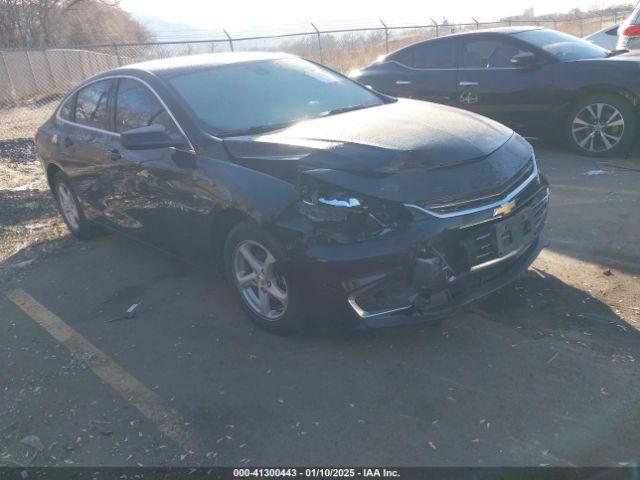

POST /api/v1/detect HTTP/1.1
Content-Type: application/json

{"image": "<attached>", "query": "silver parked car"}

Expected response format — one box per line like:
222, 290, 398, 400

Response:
584, 24, 620, 51
617, 2, 640, 50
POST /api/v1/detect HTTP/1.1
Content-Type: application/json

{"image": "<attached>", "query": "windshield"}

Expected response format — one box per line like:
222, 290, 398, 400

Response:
514, 29, 609, 60
164, 57, 385, 136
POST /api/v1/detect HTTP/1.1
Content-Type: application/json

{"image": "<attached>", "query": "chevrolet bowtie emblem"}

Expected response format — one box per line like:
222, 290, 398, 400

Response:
493, 200, 516, 217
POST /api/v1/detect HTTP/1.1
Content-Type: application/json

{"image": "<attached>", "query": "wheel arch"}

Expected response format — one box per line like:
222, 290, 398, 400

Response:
209, 208, 254, 270
46, 162, 63, 191
570, 85, 640, 115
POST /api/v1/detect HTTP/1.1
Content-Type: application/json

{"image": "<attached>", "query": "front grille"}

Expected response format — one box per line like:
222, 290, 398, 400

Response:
418, 157, 535, 216
462, 188, 548, 269
431, 186, 548, 273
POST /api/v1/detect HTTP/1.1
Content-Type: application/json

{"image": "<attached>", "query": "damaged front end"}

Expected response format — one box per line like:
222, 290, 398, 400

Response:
224, 112, 549, 329
275, 154, 549, 329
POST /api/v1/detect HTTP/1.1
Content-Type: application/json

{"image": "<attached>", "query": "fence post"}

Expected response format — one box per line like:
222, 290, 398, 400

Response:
113, 44, 122, 66
61, 50, 72, 83
24, 50, 41, 91
431, 18, 439, 38
472, 17, 479, 30
43, 49, 55, 87
380, 19, 389, 53
223, 29, 234, 52
578, 15, 583, 37
0, 51, 17, 101
311, 23, 323, 64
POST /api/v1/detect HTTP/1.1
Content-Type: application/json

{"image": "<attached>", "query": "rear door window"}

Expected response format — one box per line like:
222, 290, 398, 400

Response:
115, 78, 178, 134
74, 80, 113, 130
412, 40, 456, 68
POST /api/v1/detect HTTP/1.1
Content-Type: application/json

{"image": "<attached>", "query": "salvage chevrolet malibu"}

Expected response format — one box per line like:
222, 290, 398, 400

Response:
35, 52, 549, 333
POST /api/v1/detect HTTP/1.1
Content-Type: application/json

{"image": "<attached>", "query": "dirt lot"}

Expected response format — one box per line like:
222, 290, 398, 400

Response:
0, 139, 639, 467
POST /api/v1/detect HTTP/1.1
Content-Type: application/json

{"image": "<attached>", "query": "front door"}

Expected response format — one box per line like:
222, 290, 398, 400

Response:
110, 77, 206, 259
456, 35, 555, 137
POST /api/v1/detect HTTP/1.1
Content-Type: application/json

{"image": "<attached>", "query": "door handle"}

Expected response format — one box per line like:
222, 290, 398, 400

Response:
63, 137, 73, 148
109, 149, 122, 161
395, 80, 412, 85
459, 81, 479, 87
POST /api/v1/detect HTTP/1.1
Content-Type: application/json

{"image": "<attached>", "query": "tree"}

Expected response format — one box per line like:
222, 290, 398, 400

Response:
0, 0, 150, 47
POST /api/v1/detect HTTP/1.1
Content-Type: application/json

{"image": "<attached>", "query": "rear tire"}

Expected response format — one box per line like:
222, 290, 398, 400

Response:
223, 223, 306, 334
566, 93, 636, 157
53, 172, 99, 240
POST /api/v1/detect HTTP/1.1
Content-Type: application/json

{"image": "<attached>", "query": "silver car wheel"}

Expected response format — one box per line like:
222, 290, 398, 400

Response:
57, 182, 80, 231
233, 240, 288, 321
571, 102, 625, 153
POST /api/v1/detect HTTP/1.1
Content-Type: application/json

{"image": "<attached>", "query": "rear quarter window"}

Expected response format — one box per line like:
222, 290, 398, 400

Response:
388, 49, 414, 67
59, 94, 74, 121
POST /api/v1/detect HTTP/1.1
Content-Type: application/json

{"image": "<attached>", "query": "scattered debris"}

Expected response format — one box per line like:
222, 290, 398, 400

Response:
603, 269, 613, 277
20, 435, 44, 452
15, 258, 36, 268
428, 441, 437, 451
583, 169, 611, 176
108, 303, 141, 322
599, 161, 640, 173
547, 351, 559, 364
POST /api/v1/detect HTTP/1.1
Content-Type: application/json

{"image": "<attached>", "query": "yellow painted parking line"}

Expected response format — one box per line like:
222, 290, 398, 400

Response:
5, 288, 201, 455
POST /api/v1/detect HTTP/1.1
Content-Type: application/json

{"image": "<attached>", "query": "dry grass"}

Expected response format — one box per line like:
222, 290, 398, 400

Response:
0, 102, 59, 141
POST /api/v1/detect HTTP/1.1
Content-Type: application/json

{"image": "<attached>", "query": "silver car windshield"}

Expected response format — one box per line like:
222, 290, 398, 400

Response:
514, 29, 610, 60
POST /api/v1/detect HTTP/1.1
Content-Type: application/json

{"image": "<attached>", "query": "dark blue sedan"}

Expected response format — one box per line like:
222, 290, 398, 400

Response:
351, 27, 640, 157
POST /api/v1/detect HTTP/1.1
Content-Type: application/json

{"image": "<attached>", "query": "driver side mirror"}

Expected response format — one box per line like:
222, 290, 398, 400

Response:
511, 51, 538, 69
119, 125, 187, 150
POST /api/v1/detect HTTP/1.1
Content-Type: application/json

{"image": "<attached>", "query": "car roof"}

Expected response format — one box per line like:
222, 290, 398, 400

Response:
443, 26, 544, 37
382, 26, 546, 58
119, 51, 294, 75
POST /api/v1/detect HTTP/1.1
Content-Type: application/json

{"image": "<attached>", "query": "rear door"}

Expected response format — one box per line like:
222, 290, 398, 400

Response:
60, 78, 116, 218
381, 38, 459, 105
455, 34, 555, 137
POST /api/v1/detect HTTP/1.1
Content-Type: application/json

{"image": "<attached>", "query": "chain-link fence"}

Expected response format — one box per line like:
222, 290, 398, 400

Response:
0, 12, 630, 141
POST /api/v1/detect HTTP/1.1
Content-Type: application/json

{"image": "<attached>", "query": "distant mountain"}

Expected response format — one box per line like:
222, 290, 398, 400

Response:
129, 12, 222, 42
127, 12, 291, 51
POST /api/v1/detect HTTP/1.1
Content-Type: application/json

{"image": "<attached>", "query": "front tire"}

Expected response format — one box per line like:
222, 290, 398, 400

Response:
566, 94, 636, 157
224, 223, 306, 334
53, 172, 99, 239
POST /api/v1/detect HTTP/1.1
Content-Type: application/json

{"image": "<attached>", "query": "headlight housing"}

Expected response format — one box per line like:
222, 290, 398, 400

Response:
296, 181, 411, 243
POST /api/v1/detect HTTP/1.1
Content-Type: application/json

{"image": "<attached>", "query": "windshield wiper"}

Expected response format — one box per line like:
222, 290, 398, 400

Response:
319, 104, 375, 117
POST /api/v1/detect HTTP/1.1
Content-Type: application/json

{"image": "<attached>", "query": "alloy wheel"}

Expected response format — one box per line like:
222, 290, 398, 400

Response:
571, 102, 625, 153
233, 240, 288, 321
57, 183, 80, 231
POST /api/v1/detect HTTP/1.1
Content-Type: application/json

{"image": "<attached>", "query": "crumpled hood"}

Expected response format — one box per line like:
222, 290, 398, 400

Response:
223, 99, 533, 204
224, 99, 514, 173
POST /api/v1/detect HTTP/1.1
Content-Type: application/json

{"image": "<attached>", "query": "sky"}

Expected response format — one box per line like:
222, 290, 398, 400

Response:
120, 0, 604, 34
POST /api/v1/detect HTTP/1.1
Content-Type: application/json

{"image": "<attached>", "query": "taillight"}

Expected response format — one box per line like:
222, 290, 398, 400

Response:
622, 24, 640, 36
34, 130, 40, 145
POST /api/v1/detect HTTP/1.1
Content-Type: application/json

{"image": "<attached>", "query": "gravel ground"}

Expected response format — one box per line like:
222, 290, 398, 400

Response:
0, 139, 71, 274
1, 138, 639, 467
